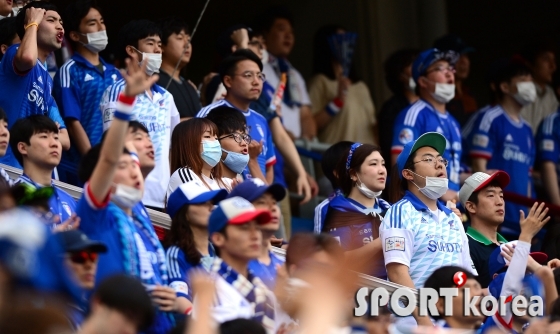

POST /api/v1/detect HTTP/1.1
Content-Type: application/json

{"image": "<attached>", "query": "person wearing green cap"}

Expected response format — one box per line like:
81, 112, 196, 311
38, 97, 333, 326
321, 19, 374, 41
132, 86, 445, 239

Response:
380, 132, 477, 328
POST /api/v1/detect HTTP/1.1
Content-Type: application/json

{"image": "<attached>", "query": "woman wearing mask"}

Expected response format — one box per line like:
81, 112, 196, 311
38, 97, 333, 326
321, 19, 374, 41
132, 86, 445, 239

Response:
164, 182, 227, 314
323, 143, 389, 278
167, 118, 232, 200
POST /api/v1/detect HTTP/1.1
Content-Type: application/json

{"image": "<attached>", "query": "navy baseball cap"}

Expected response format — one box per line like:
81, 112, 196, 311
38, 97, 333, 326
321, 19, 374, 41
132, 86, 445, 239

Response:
433, 34, 475, 55
56, 230, 107, 253
488, 272, 543, 299
227, 178, 286, 203
166, 181, 228, 218
208, 197, 272, 235
488, 241, 548, 277
396, 132, 447, 179
412, 48, 459, 83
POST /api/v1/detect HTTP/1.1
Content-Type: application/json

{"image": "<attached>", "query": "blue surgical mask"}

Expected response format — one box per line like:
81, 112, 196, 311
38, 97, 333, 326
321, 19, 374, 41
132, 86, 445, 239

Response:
201, 140, 222, 167
222, 149, 249, 174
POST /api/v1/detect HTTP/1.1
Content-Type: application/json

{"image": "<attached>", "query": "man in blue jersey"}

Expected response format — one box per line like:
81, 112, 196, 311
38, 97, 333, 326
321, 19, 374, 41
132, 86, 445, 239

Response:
0, 1, 70, 168
100, 20, 180, 211
467, 59, 536, 239
391, 48, 462, 202
10, 115, 79, 230
197, 49, 276, 182
77, 59, 180, 334
381, 132, 477, 327
53, 0, 121, 186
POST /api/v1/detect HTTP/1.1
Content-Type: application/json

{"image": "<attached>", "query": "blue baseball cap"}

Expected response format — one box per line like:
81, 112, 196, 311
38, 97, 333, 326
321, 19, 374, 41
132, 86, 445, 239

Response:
488, 241, 548, 277
166, 181, 228, 218
396, 132, 447, 179
488, 272, 544, 299
227, 178, 286, 203
208, 196, 272, 235
412, 48, 459, 83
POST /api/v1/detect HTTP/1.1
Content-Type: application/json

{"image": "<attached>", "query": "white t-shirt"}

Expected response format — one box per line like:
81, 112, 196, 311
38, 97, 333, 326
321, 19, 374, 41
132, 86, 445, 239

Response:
167, 167, 233, 201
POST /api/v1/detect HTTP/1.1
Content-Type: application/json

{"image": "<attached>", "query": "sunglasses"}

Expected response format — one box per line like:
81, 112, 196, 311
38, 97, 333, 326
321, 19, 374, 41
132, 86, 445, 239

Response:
69, 251, 99, 264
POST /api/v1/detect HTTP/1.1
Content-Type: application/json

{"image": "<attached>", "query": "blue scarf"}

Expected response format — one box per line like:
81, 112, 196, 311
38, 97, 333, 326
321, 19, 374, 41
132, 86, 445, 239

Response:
211, 257, 275, 331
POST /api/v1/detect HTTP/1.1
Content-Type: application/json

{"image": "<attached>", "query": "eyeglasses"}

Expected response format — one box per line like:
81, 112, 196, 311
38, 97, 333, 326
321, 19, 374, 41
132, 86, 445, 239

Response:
426, 65, 456, 74
69, 251, 99, 264
235, 71, 266, 81
413, 156, 448, 167
219, 133, 252, 144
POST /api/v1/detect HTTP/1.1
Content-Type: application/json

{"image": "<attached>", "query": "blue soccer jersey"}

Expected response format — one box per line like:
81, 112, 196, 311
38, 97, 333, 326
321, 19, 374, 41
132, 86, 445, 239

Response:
166, 244, 215, 301
380, 191, 477, 288
248, 251, 285, 290
53, 53, 121, 184
537, 109, 560, 169
0, 44, 66, 168
468, 105, 535, 235
196, 100, 276, 177
391, 99, 462, 191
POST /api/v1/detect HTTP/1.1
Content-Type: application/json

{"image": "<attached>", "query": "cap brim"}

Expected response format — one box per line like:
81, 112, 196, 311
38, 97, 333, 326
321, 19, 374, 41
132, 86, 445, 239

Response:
472, 171, 510, 193
266, 184, 286, 202
530, 252, 548, 265
191, 189, 228, 205
410, 132, 446, 157
67, 241, 108, 254
228, 209, 272, 225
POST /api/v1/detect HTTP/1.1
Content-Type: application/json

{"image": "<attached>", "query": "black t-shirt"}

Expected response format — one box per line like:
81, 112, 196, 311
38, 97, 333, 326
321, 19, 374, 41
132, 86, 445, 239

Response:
157, 71, 202, 118
466, 226, 508, 288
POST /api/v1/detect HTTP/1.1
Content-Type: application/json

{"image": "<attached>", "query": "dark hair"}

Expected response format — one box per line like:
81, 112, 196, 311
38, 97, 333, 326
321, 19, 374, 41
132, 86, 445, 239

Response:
16, 1, 59, 40
312, 25, 359, 82
156, 17, 190, 46
220, 319, 266, 334
285, 233, 344, 268
78, 143, 131, 183
384, 49, 420, 96
94, 274, 155, 331
205, 106, 247, 137
0, 17, 18, 60
9, 115, 59, 166
322, 141, 353, 189
0, 107, 8, 123
387, 150, 418, 204
521, 40, 556, 65
492, 59, 532, 101
464, 180, 502, 220
553, 268, 560, 297
423, 265, 476, 320
218, 49, 263, 89
101, 120, 149, 142
63, 0, 102, 48
335, 144, 382, 196
163, 205, 202, 265
255, 6, 294, 36
551, 296, 560, 319
117, 20, 161, 64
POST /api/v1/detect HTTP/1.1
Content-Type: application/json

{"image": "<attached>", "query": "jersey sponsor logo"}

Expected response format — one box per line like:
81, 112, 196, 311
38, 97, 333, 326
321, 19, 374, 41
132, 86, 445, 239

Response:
421, 217, 428, 224
385, 236, 405, 251
505, 134, 513, 142
111, 74, 118, 82
541, 139, 555, 152
37, 75, 43, 84
28, 82, 46, 111
399, 128, 413, 144
358, 227, 372, 235
427, 240, 462, 253
84, 73, 94, 82
62, 202, 72, 216
473, 134, 489, 148
502, 146, 530, 164
103, 108, 114, 123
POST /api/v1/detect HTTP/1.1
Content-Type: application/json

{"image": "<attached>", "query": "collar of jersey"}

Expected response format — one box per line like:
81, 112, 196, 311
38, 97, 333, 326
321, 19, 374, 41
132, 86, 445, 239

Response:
223, 99, 252, 116
420, 98, 449, 118
329, 195, 380, 215
466, 226, 507, 245
402, 190, 452, 215
72, 52, 109, 71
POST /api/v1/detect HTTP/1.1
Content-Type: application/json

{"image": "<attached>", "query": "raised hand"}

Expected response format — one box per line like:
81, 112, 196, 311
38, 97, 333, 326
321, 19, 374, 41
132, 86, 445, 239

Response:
26, 7, 46, 25
248, 140, 263, 160
123, 58, 159, 97
53, 214, 81, 233
519, 202, 550, 242
151, 285, 177, 312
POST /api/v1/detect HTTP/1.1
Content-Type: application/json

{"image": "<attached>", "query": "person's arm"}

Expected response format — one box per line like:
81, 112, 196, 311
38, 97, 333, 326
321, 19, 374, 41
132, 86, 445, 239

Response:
246, 140, 266, 183
88, 60, 158, 202
542, 162, 560, 205
533, 266, 557, 315
265, 164, 274, 184
14, 7, 45, 73
300, 105, 317, 140
344, 238, 382, 270
471, 157, 488, 173
269, 117, 311, 203
185, 272, 217, 334
312, 76, 351, 130
67, 120, 91, 155
58, 128, 70, 150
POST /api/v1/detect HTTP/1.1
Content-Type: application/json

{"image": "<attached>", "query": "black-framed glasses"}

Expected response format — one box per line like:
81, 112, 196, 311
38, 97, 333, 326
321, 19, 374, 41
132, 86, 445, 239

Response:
413, 156, 448, 167
219, 133, 252, 144
235, 71, 266, 81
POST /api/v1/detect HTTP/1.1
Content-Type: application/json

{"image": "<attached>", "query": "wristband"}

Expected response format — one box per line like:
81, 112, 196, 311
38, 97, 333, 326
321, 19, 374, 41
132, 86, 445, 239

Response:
115, 93, 136, 115
129, 152, 140, 166
325, 97, 344, 116
24, 22, 38, 30
184, 306, 192, 315
113, 111, 131, 121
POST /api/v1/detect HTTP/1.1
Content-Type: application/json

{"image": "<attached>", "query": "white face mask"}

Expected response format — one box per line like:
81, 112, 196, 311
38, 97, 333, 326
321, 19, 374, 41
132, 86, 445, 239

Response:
133, 47, 162, 76
111, 183, 143, 209
431, 82, 455, 103
408, 77, 417, 92
80, 30, 108, 53
356, 175, 382, 199
513, 81, 537, 106
408, 171, 448, 200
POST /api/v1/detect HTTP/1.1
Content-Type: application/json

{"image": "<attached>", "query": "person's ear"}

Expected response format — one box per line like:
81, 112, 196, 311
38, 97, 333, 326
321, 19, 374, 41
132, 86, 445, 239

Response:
231, 45, 238, 53
0, 44, 7, 55
492, 273, 498, 280
210, 232, 225, 247
69, 31, 81, 43
17, 142, 27, 157
500, 81, 511, 95
223, 75, 233, 90
418, 76, 430, 90
125, 45, 139, 60
435, 298, 446, 317
402, 169, 414, 182
465, 201, 476, 215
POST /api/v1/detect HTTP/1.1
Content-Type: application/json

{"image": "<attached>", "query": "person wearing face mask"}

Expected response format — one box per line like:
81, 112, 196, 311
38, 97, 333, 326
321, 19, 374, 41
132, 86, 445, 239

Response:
167, 118, 232, 199
206, 106, 267, 184
78, 59, 182, 334
53, 0, 122, 186
100, 19, 180, 212
381, 132, 477, 328
391, 48, 463, 203
323, 143, 390, 278
466, 59, 536, 240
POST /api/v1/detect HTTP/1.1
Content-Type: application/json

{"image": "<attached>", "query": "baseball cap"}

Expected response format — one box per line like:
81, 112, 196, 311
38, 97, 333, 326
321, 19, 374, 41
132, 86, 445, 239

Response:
459, 171, 510, 207
412, 48, 459, 83
488, 272, 543, 299
208, 196, 272, 235
488, 241, 548, 277
166, 181, 228, 218
227, 178, 286, 203
433, 34, 475, 55
56, 230, 107, 254
396, 132, 447, 179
